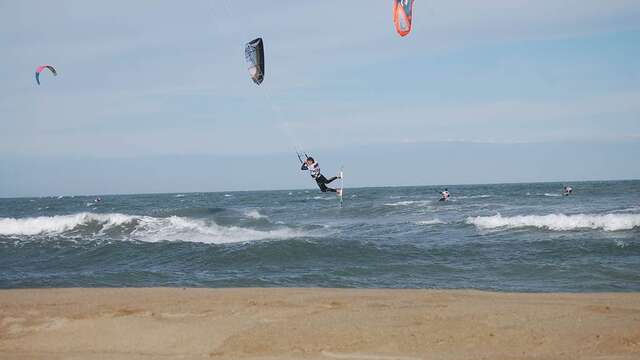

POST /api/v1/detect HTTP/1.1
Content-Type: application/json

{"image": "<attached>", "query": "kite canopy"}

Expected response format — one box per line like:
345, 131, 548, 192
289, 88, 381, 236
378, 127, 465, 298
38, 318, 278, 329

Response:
35, 65, 57, 85
245, 38, 265, 85
393, 0, 415, 37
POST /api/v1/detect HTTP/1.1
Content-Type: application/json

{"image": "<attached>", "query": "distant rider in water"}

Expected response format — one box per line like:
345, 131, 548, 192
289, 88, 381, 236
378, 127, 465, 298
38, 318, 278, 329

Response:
563, 185, 573, 196
300, 156, 341, 194
440, 188, 450, 202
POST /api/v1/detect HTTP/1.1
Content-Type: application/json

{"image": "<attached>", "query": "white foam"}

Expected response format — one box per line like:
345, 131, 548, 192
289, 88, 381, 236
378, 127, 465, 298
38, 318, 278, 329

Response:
415, 219, 445, 225
0, 213, 302, 244
312, 196, 334, 201
131, 216, 300, 244
614, 240, 627, 248
457, 195, 491, 199
466, 213, 640, 231
244, 210, 267, 220
384, 200, 431, 207
527, 193, 563, 197
174, 194, 185, 198
612, 206, 640, 213
0, 213, 135, 236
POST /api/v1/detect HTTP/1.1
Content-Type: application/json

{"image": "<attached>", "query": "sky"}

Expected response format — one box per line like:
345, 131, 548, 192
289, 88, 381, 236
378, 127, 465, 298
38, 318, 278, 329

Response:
1, 0, 639, 197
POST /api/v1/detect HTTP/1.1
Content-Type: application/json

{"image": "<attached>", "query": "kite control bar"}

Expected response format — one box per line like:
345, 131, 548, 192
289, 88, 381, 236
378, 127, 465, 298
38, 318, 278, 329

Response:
296, 152, 310, 164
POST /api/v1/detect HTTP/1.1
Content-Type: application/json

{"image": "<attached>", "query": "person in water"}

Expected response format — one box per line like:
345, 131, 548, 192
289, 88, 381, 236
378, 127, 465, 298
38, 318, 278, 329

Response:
440, 188, 450, 201
301, 157, 340, 193
563, 185, 573, 196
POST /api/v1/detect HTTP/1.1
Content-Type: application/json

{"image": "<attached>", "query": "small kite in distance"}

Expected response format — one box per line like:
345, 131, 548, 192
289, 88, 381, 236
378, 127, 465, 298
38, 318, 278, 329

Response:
35, 65, 57, 85
393, 0, 415, 37
245, 38, 265, 85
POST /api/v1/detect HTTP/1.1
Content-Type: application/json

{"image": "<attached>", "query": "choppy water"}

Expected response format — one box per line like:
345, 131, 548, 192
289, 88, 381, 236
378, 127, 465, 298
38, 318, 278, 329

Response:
1, 180, 639, 291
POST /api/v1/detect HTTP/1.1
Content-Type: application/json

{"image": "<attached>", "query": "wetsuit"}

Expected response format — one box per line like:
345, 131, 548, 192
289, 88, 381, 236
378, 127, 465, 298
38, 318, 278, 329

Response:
301, 162, 338, 193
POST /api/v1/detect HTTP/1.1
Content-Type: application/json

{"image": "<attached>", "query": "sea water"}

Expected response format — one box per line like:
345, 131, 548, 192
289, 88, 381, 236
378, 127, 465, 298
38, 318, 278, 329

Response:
1, 180, 639, 291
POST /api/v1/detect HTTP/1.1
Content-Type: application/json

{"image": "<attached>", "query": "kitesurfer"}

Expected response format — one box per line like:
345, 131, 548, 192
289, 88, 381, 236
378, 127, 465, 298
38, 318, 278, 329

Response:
563, 185, 573, 196
301, 157, 340, 193
439, 189, 450, 202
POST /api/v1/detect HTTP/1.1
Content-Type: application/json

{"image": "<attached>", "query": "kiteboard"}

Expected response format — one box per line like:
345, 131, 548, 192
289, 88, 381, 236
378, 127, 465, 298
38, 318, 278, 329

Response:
337, 167, 344, 207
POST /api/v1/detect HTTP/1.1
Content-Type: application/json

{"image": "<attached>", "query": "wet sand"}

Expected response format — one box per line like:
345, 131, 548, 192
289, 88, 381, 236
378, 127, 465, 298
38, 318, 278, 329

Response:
1, 288, 639, 359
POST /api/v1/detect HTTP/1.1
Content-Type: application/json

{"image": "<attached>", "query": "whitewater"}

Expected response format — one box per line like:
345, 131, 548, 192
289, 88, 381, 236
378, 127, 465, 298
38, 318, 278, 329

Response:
1, 180, 639, 291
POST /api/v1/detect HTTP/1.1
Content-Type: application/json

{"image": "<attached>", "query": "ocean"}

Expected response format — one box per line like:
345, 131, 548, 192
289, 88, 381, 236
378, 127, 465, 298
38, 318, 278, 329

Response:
1, 180, 639, 291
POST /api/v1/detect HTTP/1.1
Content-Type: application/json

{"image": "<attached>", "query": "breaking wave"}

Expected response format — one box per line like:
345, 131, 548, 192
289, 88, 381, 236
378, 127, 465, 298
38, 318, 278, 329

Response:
466, 213, 640, 232
0, 212, 303, 244
0, 213, 134, 236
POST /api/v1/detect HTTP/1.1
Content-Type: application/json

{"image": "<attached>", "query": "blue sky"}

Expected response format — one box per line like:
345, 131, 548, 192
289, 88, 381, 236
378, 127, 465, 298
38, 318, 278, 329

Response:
1, 1, 639, 196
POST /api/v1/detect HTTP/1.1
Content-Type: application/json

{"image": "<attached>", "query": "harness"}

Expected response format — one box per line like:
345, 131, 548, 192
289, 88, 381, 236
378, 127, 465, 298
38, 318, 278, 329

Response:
308, 162, 321, 179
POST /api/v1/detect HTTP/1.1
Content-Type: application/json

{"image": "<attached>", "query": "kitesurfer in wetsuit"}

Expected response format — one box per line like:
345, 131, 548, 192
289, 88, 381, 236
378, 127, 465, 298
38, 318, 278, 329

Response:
440, 188, 450, 201
563, 185, 573, 196
301, 157, 340, 193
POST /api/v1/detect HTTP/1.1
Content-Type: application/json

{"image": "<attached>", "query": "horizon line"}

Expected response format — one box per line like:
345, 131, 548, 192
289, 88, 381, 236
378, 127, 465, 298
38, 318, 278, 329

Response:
2, 178, 637, 200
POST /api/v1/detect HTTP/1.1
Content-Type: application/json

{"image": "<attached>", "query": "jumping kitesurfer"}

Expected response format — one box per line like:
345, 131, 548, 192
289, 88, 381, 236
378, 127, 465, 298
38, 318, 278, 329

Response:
300, 156, 341, 193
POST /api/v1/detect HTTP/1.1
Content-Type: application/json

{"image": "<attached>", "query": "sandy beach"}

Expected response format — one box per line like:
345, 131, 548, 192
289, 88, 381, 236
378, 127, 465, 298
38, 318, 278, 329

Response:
0, 288, 638, 359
